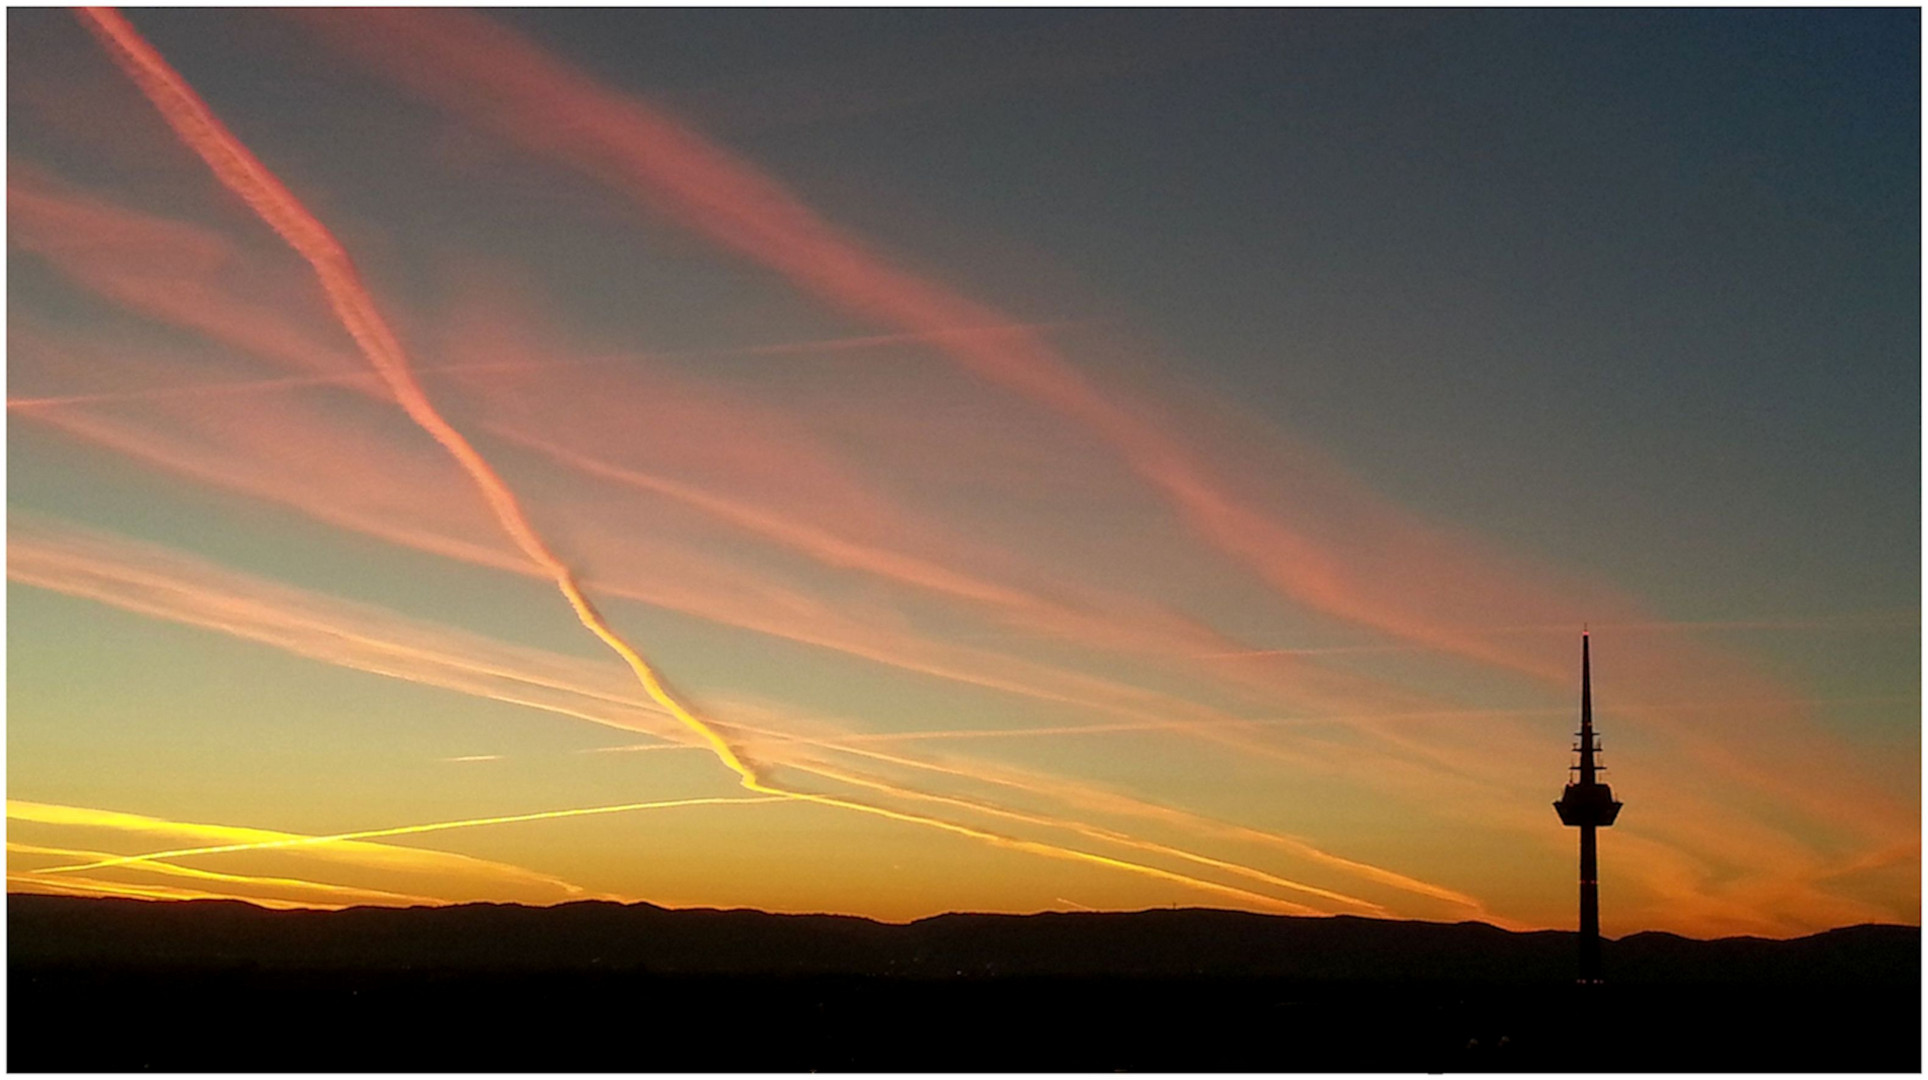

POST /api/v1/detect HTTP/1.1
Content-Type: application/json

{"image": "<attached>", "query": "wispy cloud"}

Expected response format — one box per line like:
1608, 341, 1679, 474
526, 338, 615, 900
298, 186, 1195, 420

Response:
9, 872, 346, 910
291, 7, 1645, 685
8, 798, 593, 904
81, 7, 775, 799
27, 794, 788, 877
9, 841, 449, 908
286, 8, 1914, 858
11, 9, 1906, 936
16, 513, 1902, 933
6, 173, 1494, 751
9, 517, 1473, 920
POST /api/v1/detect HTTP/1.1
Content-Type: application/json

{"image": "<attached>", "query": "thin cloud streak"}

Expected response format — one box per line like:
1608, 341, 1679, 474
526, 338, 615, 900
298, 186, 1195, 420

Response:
9, 841, 451, 908
4, 325, 1086, 412
9, 515, 685, 747
581, 743, 706, 754
768, 752, 1388, 916
752, 717, 1496, 917
34, 794, 791, 877
291, 12, 1917, 880
64, 24, 1300, 925
78, 5, 768, 792
17, 177, 1900, 890
8, 168, 364, 384
8, 798, 592, 901
14, 514, 1900, 932
24, 12, 1907, 933
9, 518, 1479, 919
5, 174, 1497, 747
294, 6, 1644, 684
9, 872, 342, 910
14, 390, 1441, 775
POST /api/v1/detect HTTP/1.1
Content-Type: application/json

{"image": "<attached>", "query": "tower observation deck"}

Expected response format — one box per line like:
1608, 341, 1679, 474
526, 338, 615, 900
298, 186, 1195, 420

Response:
1553, 631, 1621, 983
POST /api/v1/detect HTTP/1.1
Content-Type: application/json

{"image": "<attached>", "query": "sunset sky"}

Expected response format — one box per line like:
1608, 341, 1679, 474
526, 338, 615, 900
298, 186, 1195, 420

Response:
7, 8, 1918, 938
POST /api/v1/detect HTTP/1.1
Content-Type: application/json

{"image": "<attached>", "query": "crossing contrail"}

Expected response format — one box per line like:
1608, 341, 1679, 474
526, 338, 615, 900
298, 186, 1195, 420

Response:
34, 795, 789, 875
74, 8, 1367, 916
13, 516, 1488, 916
8, 798, 593, 899
70, 0, 825, 825
77, 5, 763, 783
294, 6, 1627, 685
10, 841, 450, 907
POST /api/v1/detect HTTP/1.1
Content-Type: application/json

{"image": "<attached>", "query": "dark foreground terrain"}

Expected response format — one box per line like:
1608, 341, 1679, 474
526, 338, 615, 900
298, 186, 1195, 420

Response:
10, 895, 1919, 1072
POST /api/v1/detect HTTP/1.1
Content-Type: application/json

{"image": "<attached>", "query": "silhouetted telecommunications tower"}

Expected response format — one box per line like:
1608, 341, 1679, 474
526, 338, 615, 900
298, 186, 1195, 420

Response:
1553, 630, 1621, 983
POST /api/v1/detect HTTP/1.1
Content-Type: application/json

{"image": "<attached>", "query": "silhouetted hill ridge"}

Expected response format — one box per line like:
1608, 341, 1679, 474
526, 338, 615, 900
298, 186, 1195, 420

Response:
11, 894, 1915, 985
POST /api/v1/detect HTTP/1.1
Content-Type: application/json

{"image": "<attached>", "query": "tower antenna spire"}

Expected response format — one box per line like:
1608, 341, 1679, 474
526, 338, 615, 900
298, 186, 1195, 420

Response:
1554, 629, 1622, 983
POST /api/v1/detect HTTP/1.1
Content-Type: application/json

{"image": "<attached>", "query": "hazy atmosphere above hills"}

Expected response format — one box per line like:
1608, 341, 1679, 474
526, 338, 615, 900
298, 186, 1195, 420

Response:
7, 8, 1919, 937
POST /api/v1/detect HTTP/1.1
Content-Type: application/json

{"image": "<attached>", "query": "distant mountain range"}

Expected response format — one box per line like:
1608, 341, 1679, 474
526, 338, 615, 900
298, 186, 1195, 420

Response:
11, 895, 1918, 1071
10, 893, 1917, 984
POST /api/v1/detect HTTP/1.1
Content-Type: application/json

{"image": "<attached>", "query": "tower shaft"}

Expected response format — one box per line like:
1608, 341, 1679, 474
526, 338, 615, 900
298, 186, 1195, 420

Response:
1578, 823, 1600, 981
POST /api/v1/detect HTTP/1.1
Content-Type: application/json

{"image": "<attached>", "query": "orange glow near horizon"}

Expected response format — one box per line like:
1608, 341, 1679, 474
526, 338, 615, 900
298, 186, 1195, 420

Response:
2, 518, 1526, 921
8, 8, 1914, 938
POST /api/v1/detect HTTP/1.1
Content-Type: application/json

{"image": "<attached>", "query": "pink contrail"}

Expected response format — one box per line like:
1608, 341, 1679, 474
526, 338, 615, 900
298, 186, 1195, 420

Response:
18, 515, 1897, 933
7, 172, 363, 385
33, 794, 790, 876
294, 7, 1625, 684
8, 797, 593, 900
65, 10, 1911, 932
11, 518, 1478, 918
24, 21, 1349, 905
5, 175, 1490, 730
11, 840, 453, 908
286, 11, 1917, 864
77, 5, 760, 784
